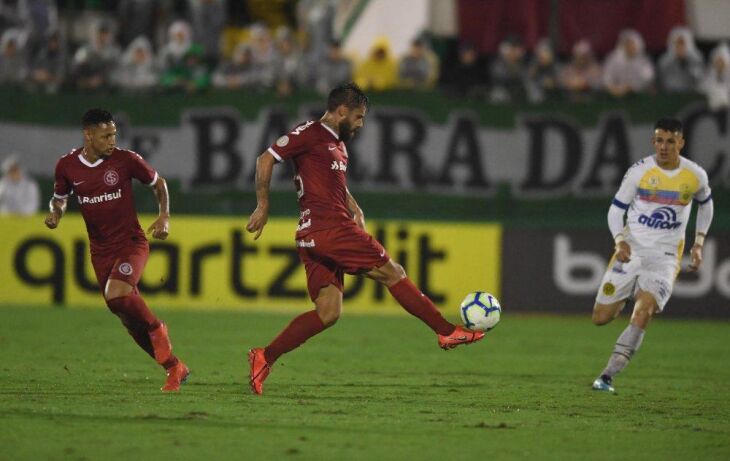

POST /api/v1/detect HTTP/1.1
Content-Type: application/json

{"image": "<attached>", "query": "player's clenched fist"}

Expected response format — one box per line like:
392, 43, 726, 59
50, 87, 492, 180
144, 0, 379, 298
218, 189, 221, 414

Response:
147, 216, 169, 240
614, 241, 631, 262
44, 212, 60, 229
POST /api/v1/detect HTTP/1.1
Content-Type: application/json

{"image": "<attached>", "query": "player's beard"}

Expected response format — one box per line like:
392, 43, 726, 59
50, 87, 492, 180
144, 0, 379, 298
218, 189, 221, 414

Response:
338, 119, 357, 142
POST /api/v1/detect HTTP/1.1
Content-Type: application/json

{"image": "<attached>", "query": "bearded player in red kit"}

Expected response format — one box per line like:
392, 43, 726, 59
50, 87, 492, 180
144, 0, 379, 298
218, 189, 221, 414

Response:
245, 83, 485, 395
44, 108, 189, 392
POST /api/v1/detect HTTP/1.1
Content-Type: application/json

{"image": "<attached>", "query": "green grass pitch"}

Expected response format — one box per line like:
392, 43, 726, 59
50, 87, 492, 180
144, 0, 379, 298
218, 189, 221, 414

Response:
1, 306, 729, 460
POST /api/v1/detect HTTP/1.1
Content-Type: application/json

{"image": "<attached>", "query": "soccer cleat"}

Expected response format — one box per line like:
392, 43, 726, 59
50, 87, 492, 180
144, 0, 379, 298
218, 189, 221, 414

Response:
438, 325, 485, 350
248, 348, 272, 395
591, 375, 615, 393
161, 361, 190, 392
149, 322, 172, 365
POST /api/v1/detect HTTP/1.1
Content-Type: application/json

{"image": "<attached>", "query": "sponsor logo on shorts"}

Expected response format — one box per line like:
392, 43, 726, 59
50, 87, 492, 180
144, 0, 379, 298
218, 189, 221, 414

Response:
77, 188, 122, 205
638, 206, 681, 230
119, 262, 133, 275
602, 282, 615, 296
276, 135, 289, 147
611, 262, 626, 274
104, 169, 119, 186
296, 239, 316, 248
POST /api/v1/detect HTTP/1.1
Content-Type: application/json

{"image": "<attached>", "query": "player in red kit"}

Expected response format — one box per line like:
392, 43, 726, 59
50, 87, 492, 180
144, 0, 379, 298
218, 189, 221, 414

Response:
44, 108, 189, 392
245, 83, 485, 395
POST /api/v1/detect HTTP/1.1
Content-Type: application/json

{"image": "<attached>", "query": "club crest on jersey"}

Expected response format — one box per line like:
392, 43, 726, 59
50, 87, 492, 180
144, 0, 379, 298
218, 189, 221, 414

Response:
104, 169, 119, 186
118, 262, 133, 275
276, 135, 289, 147
638, 206, 681, 230
331, 160, 347, 172
602, 283, 615, 296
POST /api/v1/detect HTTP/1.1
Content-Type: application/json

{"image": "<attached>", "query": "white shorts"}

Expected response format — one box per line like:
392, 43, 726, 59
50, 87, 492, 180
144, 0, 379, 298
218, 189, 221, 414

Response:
595, 250, 681, 312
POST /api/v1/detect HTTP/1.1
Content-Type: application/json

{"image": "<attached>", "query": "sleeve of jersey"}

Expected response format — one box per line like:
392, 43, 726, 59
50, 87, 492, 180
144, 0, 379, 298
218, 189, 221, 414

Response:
693, 168, 712, 206
53, 161, 72, 199
611, 166, 640, 211
268, 132, 309, 162
128, 152, 158, 186
694, 168, 713, 235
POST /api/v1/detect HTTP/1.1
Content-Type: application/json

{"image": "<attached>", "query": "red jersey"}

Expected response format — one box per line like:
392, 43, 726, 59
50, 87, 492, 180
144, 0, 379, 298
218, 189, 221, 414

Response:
53, 148, 158, 254
268, 121, 351, 237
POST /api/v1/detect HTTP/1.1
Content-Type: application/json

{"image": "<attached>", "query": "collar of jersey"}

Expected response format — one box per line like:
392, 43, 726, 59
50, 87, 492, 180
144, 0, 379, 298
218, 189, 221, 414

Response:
650, 155, 683, 178
78, 152, 104, 168
319, 122, 339, 140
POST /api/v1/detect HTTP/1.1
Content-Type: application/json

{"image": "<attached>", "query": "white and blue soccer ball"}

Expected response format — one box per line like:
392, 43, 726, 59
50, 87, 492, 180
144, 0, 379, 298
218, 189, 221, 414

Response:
459, 291, 501, 332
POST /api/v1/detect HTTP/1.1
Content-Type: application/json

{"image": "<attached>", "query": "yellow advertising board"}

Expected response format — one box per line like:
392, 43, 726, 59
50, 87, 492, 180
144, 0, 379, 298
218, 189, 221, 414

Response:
0, 215, 501, 313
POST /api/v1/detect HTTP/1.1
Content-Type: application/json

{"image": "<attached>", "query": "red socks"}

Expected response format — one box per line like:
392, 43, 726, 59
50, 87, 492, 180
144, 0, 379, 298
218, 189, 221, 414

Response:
106, 293, 178, 368
388, 278, 454, 336
264, 310, 326, 364
106, 293, 159, 329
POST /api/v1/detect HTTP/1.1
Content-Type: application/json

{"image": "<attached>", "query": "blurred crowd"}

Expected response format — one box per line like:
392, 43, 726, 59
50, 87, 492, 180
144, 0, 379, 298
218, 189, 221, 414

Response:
0, 0, 728, 109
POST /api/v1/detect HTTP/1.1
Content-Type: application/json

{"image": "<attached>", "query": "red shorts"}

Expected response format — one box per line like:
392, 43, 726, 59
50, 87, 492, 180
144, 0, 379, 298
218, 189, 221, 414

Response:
91, 239, 149, 293
296, 223, 390, 301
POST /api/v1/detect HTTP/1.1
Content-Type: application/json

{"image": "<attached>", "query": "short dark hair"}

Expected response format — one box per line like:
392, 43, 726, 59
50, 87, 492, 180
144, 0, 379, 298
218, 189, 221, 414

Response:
82, 108, 114, 128
654, 118, 683, 134
327, 82, 369, 112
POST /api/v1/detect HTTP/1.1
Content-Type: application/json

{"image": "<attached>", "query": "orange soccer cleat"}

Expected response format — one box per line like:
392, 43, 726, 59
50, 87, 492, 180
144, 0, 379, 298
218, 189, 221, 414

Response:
149, 322, 172, 365
161, 361, 190, 392
438, 325, 485, 350
248, 348, 272, 395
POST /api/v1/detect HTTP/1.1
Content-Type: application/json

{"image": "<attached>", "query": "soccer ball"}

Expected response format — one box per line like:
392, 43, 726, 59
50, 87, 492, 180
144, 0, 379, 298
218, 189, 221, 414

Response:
459, 291, 501, 331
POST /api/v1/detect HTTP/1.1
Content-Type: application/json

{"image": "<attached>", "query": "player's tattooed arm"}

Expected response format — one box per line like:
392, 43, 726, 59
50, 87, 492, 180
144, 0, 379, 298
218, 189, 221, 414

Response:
147, 176, 170, 240
346, 187, 365, 230
246, 151, 276, 240
44, 197, 67, 229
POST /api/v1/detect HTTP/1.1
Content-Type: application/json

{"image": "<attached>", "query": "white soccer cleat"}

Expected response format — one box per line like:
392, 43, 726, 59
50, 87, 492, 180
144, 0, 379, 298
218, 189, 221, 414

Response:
591, 375, 615, 393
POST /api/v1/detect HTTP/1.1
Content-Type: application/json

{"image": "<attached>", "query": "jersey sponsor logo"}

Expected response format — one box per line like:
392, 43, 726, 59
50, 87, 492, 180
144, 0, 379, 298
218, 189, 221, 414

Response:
276, 135, 290, 147
296, 239, 315, 248
296, 219, 311, 232
331, 160, 347, 172
77, 188, 122, 205
118, 262, 133, 276
291, 120, 315, 136
104, 169, 119, 186
638, 206, 682, 230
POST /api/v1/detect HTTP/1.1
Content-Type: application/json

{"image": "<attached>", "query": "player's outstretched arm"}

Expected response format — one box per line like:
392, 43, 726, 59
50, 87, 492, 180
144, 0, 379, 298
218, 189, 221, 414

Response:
44, 197, 67, 229
345, 187, 365, 230
246, 152, 276, 240
146, 176, 170, 240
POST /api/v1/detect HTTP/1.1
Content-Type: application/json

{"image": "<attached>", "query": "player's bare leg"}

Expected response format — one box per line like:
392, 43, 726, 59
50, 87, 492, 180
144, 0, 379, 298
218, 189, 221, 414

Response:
592, 300, 626, 325
104, 279, 189, 391
249, 285, 339, 395
593, 290, 656, 392
365, 259, 484, 350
